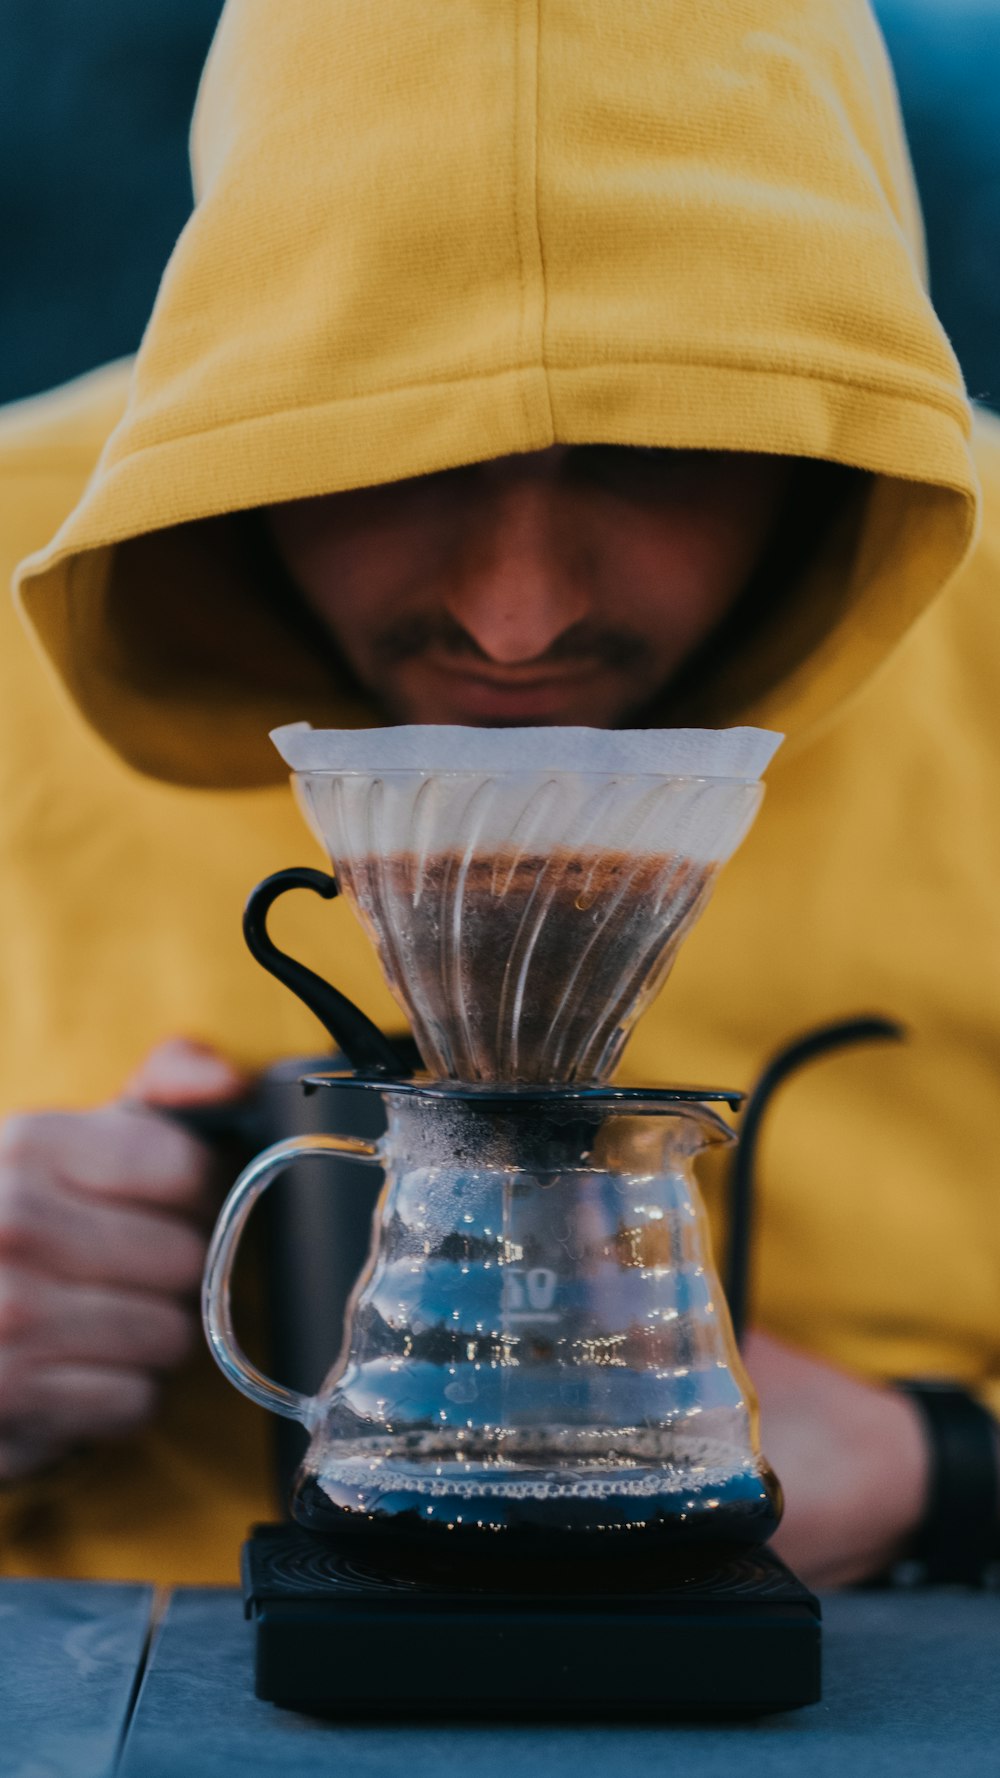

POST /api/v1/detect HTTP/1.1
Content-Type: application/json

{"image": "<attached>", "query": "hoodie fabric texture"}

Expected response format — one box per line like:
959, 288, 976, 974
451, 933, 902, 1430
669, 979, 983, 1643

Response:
2, 0, 999, 1581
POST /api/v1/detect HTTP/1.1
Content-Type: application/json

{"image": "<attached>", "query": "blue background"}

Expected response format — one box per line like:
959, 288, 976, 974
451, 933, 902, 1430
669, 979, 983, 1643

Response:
1, 0, 997, 410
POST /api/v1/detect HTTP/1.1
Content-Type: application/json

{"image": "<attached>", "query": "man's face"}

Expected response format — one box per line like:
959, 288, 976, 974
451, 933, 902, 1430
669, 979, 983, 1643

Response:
267, 446, 791, 726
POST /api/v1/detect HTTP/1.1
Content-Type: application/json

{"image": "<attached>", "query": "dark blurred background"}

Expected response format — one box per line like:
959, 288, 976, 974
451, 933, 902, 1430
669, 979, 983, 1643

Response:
1, 0, 998, 410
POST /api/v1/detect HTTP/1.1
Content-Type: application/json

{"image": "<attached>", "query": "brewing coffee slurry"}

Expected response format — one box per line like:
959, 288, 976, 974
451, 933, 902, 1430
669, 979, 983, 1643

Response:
335, 845, 717, 1081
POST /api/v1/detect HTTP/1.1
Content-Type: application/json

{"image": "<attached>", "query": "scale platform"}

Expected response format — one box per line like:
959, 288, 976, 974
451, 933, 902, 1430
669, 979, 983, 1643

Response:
242, 1523, 821, 1716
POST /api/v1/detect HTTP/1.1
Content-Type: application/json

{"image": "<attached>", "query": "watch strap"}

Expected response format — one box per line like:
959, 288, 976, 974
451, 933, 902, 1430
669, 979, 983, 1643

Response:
895, 1382, 999, 1586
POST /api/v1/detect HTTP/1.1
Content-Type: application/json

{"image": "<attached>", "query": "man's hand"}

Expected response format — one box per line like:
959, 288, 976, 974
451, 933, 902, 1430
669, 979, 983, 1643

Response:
744, 1328, 931, 1589
0, 1039, 250, 1483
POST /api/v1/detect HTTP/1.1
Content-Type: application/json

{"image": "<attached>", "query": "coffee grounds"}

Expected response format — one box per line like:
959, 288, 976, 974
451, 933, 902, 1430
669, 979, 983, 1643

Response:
336, 847, 716, 1081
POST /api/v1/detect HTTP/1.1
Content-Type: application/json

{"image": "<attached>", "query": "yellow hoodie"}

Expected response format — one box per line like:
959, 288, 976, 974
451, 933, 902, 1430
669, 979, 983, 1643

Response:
2, 0, 998, 1582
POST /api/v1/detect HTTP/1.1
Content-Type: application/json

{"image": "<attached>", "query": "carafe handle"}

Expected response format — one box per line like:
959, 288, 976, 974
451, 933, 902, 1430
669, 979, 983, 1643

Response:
202, 1133, 383, 1426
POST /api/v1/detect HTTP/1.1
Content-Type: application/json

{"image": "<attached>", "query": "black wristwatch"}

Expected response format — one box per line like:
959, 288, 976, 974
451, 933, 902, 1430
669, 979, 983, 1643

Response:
892, 1382, 1000, 1587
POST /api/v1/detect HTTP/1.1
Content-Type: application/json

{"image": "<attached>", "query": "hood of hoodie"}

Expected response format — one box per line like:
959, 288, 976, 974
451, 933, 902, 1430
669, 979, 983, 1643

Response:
14, 0, 978, 788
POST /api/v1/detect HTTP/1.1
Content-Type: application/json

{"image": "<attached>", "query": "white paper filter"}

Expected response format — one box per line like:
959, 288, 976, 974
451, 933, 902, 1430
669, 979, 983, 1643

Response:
272, 723, 781, 779
273, 724, 782, 867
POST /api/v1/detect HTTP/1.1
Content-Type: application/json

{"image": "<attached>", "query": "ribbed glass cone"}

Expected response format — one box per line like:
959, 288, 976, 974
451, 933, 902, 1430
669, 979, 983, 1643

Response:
294, 767, 764, 1083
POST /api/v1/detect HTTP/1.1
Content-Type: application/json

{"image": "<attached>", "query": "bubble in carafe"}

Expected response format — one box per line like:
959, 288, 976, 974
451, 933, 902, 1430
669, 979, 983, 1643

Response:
290, 1429, 781, 1583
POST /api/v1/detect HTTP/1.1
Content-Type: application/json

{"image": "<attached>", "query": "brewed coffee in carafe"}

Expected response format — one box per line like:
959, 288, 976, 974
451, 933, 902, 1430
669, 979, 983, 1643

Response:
203, 724, 784, 1578
284, 1084, 782, 1578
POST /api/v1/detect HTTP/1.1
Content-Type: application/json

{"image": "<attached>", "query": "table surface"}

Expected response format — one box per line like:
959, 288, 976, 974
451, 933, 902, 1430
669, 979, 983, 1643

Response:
1, 1580, 999, 1778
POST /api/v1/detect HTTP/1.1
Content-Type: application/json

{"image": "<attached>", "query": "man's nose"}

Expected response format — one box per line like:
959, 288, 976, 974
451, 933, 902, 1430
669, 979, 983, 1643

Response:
443, 478, 590, 665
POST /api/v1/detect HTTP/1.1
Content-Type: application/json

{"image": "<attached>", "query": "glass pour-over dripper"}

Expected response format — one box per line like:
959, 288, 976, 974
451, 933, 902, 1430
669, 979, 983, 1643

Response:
269, 723, 781, 1083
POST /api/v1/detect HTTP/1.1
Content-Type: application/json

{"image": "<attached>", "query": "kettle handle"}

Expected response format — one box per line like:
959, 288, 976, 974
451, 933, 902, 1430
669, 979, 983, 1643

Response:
202, 1133, 383, 1426
726, 1013, 905, 1345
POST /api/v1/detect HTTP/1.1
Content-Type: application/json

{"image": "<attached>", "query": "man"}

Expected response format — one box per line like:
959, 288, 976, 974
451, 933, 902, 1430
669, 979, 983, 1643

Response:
0, 0, 997, 1588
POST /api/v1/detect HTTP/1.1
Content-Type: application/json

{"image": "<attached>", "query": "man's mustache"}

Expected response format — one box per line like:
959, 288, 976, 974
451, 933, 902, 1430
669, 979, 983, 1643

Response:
373, 611, 647, 673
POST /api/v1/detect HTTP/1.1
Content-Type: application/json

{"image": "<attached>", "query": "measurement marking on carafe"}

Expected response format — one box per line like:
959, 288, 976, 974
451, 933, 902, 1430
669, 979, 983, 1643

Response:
503, 1266, 559, 1312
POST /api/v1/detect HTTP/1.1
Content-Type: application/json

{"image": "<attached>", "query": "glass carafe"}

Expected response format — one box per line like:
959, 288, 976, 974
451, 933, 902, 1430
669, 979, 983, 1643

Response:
203, 1078, 781, 1574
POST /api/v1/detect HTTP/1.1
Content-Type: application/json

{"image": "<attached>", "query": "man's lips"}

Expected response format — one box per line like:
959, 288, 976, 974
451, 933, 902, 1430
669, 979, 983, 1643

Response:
423, 653, 605, 688
414, 655, 607, 716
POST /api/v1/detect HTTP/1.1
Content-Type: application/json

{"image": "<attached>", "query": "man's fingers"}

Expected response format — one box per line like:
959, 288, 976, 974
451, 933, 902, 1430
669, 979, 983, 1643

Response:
0, 1270, 196, 1369
124, 1037, 251, 1108
0, 1363, 158, 1445
0, 1104, 217, 1214
0, 1040, 248, 1485
0, 1173, 207, 1291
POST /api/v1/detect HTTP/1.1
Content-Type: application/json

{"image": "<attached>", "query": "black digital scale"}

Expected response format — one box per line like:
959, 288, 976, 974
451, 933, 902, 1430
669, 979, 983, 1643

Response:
241, 1523, 820, 1715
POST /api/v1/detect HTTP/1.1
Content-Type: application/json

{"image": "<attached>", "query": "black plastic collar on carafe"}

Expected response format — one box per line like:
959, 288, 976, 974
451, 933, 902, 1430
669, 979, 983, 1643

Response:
300, 1075, 744, 1107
